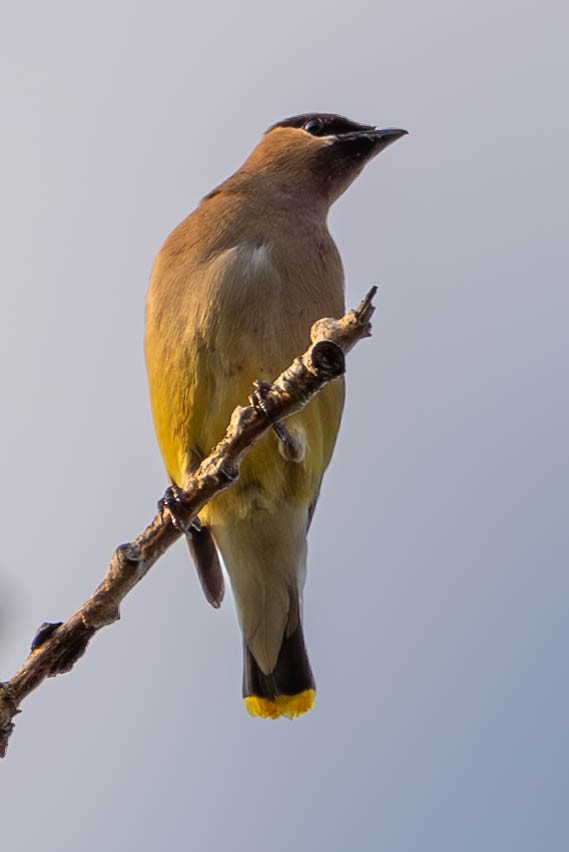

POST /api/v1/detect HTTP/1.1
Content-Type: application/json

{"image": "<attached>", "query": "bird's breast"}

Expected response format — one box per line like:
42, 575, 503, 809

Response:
146, 220, 345, 522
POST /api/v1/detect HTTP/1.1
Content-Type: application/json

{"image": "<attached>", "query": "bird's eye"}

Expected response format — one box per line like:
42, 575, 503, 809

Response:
303, 117, 324, 136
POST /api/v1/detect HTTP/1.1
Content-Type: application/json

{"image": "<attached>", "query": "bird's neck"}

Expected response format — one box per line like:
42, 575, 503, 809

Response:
214, 167, 331, 222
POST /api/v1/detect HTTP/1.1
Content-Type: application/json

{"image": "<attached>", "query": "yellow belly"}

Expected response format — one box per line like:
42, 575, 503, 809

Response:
146, 227, 345, 524
148, 340, 344, 525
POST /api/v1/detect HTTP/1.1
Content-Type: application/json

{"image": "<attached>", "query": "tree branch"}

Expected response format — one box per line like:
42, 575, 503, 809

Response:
0, 287, 377, 757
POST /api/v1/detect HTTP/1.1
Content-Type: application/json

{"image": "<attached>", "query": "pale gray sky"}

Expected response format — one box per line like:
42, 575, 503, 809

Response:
1, 1, 568, 850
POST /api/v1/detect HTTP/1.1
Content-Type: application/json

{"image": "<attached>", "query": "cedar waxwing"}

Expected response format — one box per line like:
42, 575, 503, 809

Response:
145, 114, 406, 718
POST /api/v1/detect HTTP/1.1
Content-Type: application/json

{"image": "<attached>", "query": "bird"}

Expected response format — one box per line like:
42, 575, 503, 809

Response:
145, 113, 406, 719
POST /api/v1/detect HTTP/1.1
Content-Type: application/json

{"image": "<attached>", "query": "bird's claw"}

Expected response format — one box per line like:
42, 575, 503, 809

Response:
250, 380, 274, 419
158, 485, 200, 537
250, 380, 305, 463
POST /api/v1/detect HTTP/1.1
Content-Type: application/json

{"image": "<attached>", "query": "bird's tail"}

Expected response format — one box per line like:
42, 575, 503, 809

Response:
211, 501, 315, 719
243, 622, 315, 719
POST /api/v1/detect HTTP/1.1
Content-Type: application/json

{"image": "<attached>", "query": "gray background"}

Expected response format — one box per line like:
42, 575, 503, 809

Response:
1, 1, 567, 850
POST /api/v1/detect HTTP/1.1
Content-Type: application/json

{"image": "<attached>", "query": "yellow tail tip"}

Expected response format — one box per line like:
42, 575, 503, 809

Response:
244, 689, 316, 720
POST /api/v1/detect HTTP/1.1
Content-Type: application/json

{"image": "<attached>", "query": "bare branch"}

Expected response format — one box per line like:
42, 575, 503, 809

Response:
0, 288, 377, 757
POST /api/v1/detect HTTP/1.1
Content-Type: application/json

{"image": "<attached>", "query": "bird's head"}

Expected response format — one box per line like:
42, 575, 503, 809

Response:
240, 113, 407, 211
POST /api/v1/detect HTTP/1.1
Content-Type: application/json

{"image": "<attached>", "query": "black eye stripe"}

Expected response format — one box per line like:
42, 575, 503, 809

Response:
303, 117, 324, 135
267, 113, 374, 137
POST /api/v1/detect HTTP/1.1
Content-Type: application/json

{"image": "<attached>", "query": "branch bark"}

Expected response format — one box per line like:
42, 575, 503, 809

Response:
0, 287, 377, 757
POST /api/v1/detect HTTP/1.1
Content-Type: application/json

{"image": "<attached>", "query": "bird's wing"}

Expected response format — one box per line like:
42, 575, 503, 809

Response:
168, 472, 225, 609
185, 524, 225, 608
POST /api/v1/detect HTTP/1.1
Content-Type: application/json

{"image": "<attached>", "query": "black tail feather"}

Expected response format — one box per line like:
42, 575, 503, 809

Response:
243, 624, 315, 701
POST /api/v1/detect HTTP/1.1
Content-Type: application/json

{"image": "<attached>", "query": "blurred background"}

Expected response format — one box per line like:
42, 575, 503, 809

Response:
1, 1, 567, 850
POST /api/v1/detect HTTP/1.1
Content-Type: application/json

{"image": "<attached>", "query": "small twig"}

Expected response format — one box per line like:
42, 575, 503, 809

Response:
0, 288, 377, 757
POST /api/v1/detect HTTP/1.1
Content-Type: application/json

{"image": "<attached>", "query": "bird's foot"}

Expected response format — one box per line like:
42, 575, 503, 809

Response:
158, 485, 200, 538
250, 380, 305, 463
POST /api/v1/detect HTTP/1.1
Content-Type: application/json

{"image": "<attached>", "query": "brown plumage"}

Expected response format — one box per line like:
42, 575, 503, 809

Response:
145, 114, 407, 717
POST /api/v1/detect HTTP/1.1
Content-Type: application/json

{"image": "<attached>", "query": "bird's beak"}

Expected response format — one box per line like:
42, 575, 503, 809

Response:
368, 127, 408, 152
331, 126, 408, 159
